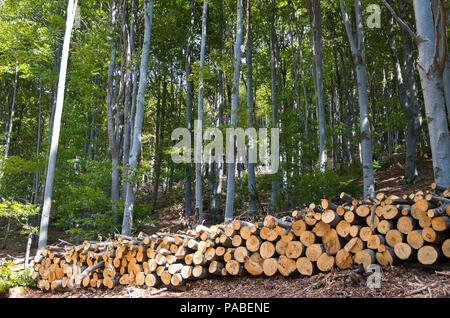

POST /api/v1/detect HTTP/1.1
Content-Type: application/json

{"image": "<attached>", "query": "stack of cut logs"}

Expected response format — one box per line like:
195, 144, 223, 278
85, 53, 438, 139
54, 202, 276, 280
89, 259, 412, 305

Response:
31, 186, 450, 292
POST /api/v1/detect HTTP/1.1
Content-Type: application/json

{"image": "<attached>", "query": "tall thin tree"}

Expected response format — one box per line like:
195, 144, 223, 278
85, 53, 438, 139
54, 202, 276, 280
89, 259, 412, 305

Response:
38, 0, 78, 250
122, 0, 154, 235
224, 0, 243, 221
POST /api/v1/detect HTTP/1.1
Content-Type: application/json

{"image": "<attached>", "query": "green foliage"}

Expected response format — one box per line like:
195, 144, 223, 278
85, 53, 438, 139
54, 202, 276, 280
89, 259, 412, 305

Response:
0, 262, 36, 296
0, 200, 39, 235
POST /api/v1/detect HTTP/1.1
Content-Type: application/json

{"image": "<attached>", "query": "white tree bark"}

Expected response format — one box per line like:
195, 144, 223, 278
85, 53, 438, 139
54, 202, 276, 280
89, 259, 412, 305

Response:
412, 0, 450, 187
38, 0, 78, 250
224, 0, 243, 221
340, 0, 375, 199
195, 0, 207, 224
310, 0, 327, 172
122, 0, 154, 235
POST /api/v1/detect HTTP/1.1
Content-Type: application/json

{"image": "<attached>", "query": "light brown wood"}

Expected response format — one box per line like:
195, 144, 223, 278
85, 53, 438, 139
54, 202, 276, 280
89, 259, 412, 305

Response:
316, 253, 335, 272
431, 216, 450, 232
246, 235, 262, 252
407, 230, 424, 249
234, 246, 250, 263
417, 245, 442, 265
312, 221, 331, 238
377, 220, 394, 235
292, 219, 307, 236
336, 220, 351, 239
243, 256, 264, 276
275, 239, 289, 256
296, 257, 316, 276
394, 242, 415, 261
260, 241, 276, 259
354, 249, 376, 268
299, 230, 316, 246
442, 239, 450, 258
367, 234, 385, 250
225, 260, 243, 276
285, 241, 304, 259
305, 244, 325, 261
323, 229, 344, 255
397, 216, 418, 234
335, 249, 353, 269
277, 255, 297, 276
385, 229, 405, 248
262, 258, 278, 276
376, 246, 396, 266
421, 227, 446, 244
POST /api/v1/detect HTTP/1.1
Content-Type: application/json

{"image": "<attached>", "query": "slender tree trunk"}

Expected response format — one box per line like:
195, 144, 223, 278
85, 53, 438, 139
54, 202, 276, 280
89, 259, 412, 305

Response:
269, 0, 280, 211
122, 0, 133, 199
122, 0, 154, 235
224, 0, 243, 221
184, 0, 195, 218
38, 0, 78, 250
106, 0, 121, 222
195, 0, 207, 224
412, 0, 450, 187
213, 0, 225, 222
310, 0, 327, 172
340, 0, 375, 199
246, 0, 256, 216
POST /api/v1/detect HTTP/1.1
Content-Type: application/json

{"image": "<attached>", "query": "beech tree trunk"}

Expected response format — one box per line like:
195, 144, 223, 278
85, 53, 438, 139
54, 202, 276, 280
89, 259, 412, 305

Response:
195, 0, 207, 224
224, 0, 243, 221
412, 0, 450, 188
38, 0, 78, 250
340, 0, 375, 199
122, 0, 154, 236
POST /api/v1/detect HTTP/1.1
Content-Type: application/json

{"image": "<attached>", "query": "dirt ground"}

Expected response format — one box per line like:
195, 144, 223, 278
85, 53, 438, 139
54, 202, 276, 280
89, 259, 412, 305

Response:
3, 153, 450, 298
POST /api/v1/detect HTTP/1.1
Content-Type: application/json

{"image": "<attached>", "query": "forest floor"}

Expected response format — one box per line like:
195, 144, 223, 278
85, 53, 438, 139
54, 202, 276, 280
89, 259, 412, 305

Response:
2, 152, 450, 298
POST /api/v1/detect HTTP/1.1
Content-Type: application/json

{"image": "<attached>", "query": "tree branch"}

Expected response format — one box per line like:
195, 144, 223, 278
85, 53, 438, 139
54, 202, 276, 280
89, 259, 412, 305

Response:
381, 0, 420, 42
339, 0, 357, 56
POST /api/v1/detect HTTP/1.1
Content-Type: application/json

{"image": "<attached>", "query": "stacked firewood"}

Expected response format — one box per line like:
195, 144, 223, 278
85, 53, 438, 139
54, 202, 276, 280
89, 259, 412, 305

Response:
31, 187, 450, 292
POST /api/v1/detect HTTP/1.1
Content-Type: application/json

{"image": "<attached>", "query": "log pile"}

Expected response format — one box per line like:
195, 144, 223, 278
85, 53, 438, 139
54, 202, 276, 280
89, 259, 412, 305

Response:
31, 188, 450, 292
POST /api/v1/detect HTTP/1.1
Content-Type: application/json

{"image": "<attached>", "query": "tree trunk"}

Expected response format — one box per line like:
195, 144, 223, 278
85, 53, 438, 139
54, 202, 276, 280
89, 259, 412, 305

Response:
184, 0, 195, 219
224, 0, 243, 221
195, 0, 207, 224
412, 0, 450, 188
38, 0, 78, 250
122, 0, 154, 235
246, 0, 256, 217
269, 0, 280, 211
340, 0, 375, 199
310, 0, 327, 172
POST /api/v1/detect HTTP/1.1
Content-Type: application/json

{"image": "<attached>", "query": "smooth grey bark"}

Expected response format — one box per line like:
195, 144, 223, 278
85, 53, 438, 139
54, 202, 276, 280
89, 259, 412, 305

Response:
246, 0, 256, 216
387, 9, 419, 179
184, 0, 195, 218
122, 0, 133, 199
212, 0, 225, 221
38, 0, 78, 250
310, 0, 327, 172
224, 0, 243, 221
195, 0, 207, 224
122, 0, 154, 236
412, 0, 450, 187
340, 0, 375, 199
106, 0, 121, 222
269, 1, 280, 211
